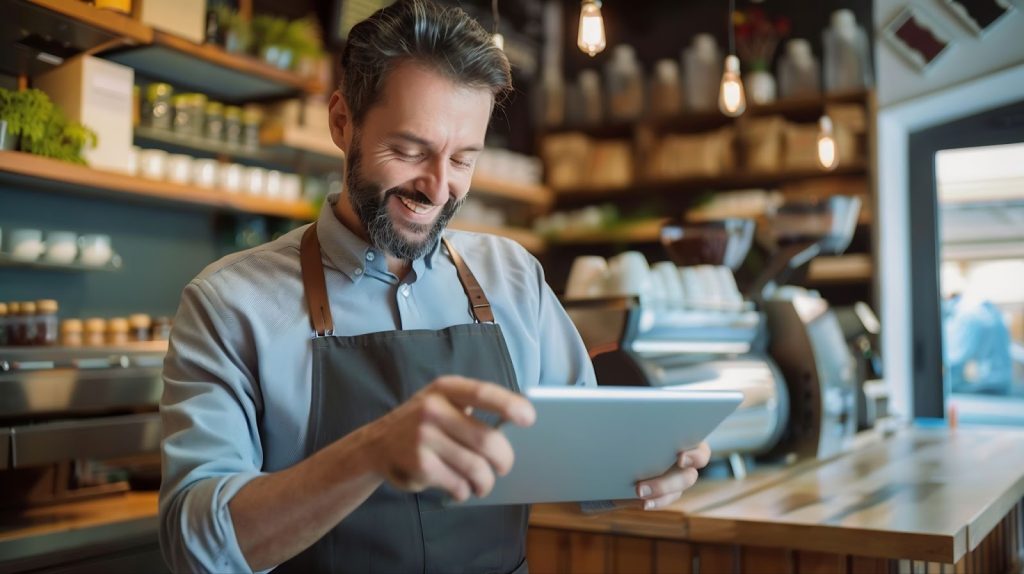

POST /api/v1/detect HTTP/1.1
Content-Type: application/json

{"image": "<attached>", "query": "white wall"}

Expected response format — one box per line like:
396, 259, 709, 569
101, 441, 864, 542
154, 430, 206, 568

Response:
875, 0, 1024, 107
873, 0, 1024, 419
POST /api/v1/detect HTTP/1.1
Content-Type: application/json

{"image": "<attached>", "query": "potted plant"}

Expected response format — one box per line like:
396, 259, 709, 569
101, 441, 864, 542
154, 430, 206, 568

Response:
0, 88, 53, 151
214, 6, 251, 54
282, 15, 325, 76
735, 8, 790, 105
20, 107, 98, 165
251, 14, 291, 70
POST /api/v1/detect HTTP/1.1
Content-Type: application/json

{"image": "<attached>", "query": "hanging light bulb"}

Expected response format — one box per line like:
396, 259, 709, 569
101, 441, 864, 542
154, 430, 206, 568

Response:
817, 115, 838, 170
491, 0, 504, 51
577, 0, 606, 57
718, 55, 746, 116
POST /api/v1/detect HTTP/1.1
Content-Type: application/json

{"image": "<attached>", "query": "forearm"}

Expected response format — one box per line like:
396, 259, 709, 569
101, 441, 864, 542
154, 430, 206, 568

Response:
229, 425, 383, 571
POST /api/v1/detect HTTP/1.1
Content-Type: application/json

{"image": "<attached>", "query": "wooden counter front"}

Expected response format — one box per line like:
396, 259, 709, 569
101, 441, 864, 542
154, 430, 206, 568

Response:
529, 427, 1024, 573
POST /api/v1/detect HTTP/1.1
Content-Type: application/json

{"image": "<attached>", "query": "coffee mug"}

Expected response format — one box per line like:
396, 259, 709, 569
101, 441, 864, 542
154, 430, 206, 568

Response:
564, 256, 609, 300
166, 154, 193, 185
79, 234, 113, 267
652, 261, 685, 309
243, 167, 267, 196
606, 251, 651, 297
44, 231, 78, 264
219, 163, 244, 194
191, 159, 219, 189
10, 229, 44, 261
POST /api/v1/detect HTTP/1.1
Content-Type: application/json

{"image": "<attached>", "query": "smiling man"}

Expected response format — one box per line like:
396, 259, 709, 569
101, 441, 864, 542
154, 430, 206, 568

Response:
159, 1, 708, 572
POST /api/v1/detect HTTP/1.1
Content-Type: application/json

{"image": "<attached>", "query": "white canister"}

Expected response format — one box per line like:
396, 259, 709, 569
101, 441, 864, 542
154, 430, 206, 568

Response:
219, 163, 244, 194
126, 146, 141, 176
165, 154, 193, 185
243, 166, 267, 196
79, 234, 113, 267
281, 174, 302, 202
606, 251, 651, 298
191, 159, 219, 189
564, 256, 609, 300
10, 229, 45, 261
137, 149, 168, 180
44, 231, 78, 265
265, 170, 283, 198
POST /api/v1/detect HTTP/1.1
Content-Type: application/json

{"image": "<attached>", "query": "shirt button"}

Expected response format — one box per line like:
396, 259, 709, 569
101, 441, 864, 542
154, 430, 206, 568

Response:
401, 285, 411, 297
354, 267, 363, 276
365, 251, 375, 262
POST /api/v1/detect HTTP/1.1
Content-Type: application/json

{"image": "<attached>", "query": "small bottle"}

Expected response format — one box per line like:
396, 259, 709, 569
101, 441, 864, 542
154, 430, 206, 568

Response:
683, 34, 722, 112
242, 105, 263, 151
144, 83, 174, 130
224, 106, 243, 146
18, 302, 37, 346
204, 101, 225, 142
129, 314, 152, 342
151, 316, 173, 341
61, 319, 84, 348
34, 299, 59, 346
649, 59, 683, 119
84, 318, 107, 347
0, 303, 7, 346
5, 302, 19, 345
107, 317, 130, 346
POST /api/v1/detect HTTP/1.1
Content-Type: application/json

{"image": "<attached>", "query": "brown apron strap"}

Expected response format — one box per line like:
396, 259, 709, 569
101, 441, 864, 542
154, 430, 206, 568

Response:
442, 236, 494, 323
300, 223, 335, 336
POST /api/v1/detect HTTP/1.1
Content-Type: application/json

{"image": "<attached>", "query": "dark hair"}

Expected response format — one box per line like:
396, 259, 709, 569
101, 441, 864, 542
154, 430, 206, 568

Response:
340, 0, 513, 125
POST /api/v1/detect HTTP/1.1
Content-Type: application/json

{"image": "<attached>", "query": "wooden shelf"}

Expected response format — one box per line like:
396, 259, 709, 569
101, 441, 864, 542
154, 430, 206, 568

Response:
554, 162, 870, 206
0, 252, 122, 272
26, 0, 152, 44
806, 254, 873, 283
471, 174, 552, 208
547, 218, 668, 246
134, 125, 342, 174
0, 151, 316, 220
449, 221, 546, 253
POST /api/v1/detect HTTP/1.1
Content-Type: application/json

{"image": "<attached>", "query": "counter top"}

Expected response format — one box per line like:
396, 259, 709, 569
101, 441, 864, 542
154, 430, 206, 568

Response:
531, 426, 1024, 564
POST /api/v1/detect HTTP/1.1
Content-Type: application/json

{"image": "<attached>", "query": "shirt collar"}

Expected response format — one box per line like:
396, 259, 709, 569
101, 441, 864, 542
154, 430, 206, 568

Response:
317, 192, 443, 282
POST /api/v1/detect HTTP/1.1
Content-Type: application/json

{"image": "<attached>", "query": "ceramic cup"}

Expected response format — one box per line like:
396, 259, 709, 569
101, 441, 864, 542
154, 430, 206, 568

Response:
264, 170, 283, 199
564, 256, 609, 300
10, 229, 44, 261
606, 251, 651, 298
138, 149, 168, 180
79, 234, 113, 267
652, 261, 686, 308
219, 163, 244, 194
191, 159, 219, 189
44, 231, 78, 264
165, 154, 193, 185
281, 174, 302, 202
243, 166, 267, 196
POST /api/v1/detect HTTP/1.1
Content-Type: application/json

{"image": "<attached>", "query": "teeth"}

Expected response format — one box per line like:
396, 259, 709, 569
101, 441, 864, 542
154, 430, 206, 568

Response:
398, 196, 435, 215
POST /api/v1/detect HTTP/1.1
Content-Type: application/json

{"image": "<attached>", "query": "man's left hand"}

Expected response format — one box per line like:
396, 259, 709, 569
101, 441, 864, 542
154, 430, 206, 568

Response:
625, 441, 712, 511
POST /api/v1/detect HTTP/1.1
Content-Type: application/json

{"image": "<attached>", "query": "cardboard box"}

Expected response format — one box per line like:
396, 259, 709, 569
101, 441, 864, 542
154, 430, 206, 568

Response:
35, 55, 134, 173
139, 0, 207, 44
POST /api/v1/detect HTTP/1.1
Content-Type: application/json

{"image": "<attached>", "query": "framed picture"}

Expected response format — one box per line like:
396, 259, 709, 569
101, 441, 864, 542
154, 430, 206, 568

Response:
882, 5, 957, 72
940, 0, 1015, 36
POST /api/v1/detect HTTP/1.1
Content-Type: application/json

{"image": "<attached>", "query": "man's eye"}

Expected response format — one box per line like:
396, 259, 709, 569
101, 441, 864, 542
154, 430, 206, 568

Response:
451, 157, 473, 168
395, 150, 424, 161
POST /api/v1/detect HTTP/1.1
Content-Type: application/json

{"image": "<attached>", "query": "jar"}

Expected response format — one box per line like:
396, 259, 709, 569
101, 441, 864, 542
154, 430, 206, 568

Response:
151, 316, 173, 341
191, 94, 208, 138
61, 319, 84, 347
144, 83, 174, 130
172, 94, 193, 136
107, 317, 130, 346
34, 299, 59, 346
242, 105, 263, 151
16, 302, 37, 346
84, 318, 107, 347
129, 314, 152, 342
204, 101, 225, 142
0, 302, 7, 346
5, 302, 19, 345
224, 106, 243, 146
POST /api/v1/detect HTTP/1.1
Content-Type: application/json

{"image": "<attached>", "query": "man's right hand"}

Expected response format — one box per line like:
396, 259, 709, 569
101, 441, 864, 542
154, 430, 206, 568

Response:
360, 376, 536, 502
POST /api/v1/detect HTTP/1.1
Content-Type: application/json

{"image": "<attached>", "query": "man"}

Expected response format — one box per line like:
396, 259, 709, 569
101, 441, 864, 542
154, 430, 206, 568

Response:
160, 1, 710, 572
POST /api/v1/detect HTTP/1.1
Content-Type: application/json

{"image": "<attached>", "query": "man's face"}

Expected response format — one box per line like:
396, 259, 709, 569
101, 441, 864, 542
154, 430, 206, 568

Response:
330, 62, 493, 260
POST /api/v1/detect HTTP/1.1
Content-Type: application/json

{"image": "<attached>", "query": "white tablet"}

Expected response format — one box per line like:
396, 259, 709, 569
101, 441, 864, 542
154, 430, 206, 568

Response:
452, 386, 743, 507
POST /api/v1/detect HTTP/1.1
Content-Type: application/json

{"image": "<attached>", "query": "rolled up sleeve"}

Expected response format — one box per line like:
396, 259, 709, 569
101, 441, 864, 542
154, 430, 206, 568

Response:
159, 280, 267, 573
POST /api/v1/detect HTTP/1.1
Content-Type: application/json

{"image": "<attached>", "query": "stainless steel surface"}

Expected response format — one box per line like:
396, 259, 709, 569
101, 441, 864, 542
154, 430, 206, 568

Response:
10, 413, 161, 468
0, 429, 8, 470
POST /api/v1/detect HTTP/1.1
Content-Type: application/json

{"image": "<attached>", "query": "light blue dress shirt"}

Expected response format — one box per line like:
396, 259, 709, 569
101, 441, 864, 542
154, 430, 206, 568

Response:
159, 192, 597, 572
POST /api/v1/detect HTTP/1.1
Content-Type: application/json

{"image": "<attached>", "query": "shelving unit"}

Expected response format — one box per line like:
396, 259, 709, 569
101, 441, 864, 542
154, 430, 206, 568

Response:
0, 151, 317, 221
470, 174, 552, 209
449, 221, 546, 254
0, 253, 123, 273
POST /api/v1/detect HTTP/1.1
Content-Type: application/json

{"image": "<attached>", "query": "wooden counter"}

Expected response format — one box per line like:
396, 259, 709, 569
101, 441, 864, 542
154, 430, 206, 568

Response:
528, 427, 1024, 573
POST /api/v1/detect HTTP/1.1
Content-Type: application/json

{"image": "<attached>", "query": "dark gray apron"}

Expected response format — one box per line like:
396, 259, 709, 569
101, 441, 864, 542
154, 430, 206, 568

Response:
276, 224, 529, 574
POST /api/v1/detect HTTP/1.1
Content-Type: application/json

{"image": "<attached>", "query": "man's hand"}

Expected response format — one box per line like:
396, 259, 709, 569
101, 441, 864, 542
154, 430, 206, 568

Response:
626, 441, 712, 511
361, 375, 536, 502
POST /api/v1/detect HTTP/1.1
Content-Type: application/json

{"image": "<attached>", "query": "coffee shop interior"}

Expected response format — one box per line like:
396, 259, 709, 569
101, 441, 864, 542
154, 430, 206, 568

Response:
1, 0, 1023, 572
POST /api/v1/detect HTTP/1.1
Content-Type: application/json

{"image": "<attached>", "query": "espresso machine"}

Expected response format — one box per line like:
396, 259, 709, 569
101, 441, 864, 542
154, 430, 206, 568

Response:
563, 196, 863, 472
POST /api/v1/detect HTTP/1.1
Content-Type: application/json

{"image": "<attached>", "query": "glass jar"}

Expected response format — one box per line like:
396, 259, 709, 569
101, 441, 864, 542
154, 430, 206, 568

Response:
5, 302, 19, 345
129, 314, 152, 342
172, 94, 193, 136
84, 318, 107, 347
17, 302, 37, 346
61, 319, 84, 348
204, 101, 225, 142
107, 317, 130, 346
151, 316, 173, 341
0, 302, 7, 346
191, 94, 208, 138
242, 105, 263, 151
224, 106, 243, 146
144, 83, 174, 130
34, 299, 59, 346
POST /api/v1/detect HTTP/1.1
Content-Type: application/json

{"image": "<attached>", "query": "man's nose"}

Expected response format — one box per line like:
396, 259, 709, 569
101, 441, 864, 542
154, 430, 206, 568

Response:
414, 156, 450, 205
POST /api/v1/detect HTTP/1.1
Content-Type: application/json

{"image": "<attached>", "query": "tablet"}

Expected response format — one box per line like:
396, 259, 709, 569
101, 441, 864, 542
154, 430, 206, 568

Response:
452, 386, 743, 506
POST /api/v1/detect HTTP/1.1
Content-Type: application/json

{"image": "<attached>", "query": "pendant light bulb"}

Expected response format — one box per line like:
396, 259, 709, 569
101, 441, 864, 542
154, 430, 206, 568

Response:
577, 0, 606, 57
718, 55, 746, 117
493, 33, 505, 51
817, 115, 838, 170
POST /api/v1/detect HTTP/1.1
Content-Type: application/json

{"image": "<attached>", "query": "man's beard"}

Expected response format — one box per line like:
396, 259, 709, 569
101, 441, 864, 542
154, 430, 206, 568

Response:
345, 137, 464, 261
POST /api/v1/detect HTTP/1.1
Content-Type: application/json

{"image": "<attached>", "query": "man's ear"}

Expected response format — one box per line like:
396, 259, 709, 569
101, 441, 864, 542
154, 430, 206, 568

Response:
328, 91, 352, 154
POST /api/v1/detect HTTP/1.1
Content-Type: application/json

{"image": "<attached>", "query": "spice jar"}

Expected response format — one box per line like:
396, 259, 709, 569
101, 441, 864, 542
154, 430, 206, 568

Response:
107, 317, 130, 346
191, 94, 208, 138
84, 318, 107, 347
129, 314, 152, 342
151, 316, 173, 341
144, 83, 174, 130
0, 303, 7, 346
224, 106, 243, 146
61, 319, 84, 347
204, 101, 224, 142
17, 302, 37, 346
34, 299, 59, 346
242, 105, 263, 151
5, 302, 19, 345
